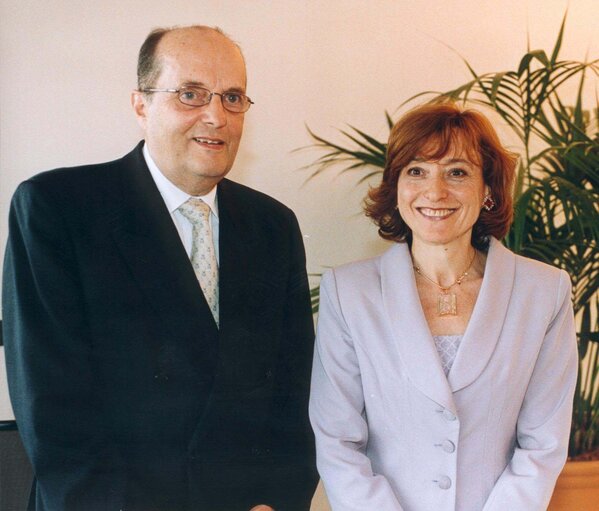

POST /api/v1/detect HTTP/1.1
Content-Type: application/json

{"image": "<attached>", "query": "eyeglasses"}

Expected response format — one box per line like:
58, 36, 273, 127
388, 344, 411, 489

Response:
141, 85, 254, 113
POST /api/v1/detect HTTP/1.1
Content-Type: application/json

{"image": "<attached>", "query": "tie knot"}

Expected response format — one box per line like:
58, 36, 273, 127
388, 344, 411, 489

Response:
178, 197, 211, 223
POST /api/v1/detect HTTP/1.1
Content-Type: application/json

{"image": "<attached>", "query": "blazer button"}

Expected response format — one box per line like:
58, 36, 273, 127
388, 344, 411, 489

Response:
442, 409, 456, 421
442, 440, 456, 453
436, 476, 452, 490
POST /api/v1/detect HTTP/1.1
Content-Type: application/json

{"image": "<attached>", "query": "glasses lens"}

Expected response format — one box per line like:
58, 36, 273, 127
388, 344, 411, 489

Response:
221, 93, 250, 113
178, 87, 211, 107
176, 87, 252, 112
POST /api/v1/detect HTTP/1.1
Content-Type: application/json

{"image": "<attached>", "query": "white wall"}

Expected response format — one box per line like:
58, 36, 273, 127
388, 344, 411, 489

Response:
1, 0, 597, 507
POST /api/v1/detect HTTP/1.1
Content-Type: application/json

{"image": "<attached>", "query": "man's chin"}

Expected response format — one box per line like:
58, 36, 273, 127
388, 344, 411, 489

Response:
177, 167, 231, 195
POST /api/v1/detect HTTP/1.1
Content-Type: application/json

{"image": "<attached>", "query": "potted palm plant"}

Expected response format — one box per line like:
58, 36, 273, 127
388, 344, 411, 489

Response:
305, 15, 598, 509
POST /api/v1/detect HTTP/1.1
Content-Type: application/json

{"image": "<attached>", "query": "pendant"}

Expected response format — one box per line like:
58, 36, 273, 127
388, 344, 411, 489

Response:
438, 293, 457, 316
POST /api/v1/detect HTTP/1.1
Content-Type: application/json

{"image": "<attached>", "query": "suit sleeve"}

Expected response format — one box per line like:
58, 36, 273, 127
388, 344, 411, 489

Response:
264, 209, 318, 510
482, 270, 578, 510
2, 181, 124, 510
309, 270, 404, 510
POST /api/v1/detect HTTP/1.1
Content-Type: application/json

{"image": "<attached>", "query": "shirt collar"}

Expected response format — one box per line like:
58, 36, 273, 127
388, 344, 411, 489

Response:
143, 143, 219, 217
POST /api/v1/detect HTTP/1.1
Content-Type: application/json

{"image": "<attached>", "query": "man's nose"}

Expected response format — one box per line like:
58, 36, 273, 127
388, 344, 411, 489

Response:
199, 94, 228, 128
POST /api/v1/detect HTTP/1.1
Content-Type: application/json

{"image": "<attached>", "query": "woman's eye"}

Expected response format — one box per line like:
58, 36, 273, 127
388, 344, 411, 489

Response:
406, 167, 423, 176
449, 168, 466, 177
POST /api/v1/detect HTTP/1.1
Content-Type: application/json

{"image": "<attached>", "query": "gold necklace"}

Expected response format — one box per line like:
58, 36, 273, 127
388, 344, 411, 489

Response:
413, 251, 476, 316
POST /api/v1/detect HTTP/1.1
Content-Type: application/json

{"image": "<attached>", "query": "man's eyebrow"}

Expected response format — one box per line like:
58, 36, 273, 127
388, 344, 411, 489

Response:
181, 81, 246, 93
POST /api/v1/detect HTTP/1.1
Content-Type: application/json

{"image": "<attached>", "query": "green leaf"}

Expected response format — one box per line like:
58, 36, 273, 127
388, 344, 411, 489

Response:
518, 49, 549, 76
550, 10, 568, 65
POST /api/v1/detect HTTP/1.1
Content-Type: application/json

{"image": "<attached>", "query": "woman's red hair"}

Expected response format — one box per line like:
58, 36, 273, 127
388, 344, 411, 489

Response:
364, 102, 517, 249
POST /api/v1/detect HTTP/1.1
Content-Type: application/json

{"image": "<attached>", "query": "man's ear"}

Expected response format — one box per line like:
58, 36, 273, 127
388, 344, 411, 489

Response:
131, 91, 148, 130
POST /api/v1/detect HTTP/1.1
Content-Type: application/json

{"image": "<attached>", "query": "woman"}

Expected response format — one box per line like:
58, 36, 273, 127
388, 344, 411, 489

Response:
309, 102, 577, 511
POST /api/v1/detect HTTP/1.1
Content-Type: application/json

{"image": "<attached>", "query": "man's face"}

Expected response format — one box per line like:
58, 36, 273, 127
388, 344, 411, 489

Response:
132, 28, 247, 195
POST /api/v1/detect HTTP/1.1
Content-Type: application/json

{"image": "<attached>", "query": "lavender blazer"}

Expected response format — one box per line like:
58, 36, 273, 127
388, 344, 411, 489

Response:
309, 238, 577, 511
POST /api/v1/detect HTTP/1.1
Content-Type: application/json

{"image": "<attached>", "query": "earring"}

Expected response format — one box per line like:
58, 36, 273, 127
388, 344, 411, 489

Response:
482, 194, 496, 211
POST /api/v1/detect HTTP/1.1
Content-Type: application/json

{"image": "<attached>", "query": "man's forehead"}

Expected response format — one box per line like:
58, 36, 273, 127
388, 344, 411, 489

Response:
160, 30, 244, 64
154, 28, 246, 87
159, 27, 239, 56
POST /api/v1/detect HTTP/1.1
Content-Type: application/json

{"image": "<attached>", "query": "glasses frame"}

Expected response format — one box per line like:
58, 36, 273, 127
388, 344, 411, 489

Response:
140, 85, 254, 113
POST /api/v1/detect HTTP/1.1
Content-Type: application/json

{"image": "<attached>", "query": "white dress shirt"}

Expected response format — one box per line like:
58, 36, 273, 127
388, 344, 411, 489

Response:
143, 144, 220, 264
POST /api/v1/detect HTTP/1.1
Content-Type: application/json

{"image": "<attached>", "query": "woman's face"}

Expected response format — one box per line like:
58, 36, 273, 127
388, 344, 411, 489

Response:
396, 143, 488, 249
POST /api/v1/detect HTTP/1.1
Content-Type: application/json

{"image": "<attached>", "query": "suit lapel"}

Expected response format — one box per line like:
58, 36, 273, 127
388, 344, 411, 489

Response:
107, 144, 218, 339
380, 243, 457, 414
216, 180, 258, 330
447, 238, 515, 392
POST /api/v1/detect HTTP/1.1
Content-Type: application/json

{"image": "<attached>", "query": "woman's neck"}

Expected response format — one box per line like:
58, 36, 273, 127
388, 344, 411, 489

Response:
410, 239, 479, 288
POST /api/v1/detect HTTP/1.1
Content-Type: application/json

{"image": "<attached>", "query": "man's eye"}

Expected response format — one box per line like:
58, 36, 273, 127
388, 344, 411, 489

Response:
181, 91, 198, 100
224, 93, 242, 104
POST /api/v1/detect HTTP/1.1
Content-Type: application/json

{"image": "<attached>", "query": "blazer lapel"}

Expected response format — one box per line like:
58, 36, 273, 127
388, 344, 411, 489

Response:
447, 238, 515, 392
380, 243, 457, 414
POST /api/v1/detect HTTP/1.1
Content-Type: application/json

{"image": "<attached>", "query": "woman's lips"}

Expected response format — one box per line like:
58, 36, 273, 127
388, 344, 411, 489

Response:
417, 207, 457, 219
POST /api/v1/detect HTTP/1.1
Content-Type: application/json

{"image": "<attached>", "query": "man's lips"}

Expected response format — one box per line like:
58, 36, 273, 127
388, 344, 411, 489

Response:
193, 137, 225, 148
417, 207, 458, 219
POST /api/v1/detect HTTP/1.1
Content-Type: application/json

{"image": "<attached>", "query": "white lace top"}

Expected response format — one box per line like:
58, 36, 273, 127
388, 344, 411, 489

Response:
433, 335, 463, 375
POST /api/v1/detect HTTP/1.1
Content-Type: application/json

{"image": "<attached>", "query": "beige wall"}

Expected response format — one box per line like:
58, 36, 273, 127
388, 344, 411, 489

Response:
1, 0, 597, 508
1, 0, 597, 291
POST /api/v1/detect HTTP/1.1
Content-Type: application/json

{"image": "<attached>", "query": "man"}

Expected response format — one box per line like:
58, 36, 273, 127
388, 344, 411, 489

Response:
2, 26, 317, 511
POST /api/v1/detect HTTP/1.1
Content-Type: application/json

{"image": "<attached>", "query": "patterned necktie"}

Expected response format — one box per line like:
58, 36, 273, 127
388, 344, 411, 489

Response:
178, 198, 219, 326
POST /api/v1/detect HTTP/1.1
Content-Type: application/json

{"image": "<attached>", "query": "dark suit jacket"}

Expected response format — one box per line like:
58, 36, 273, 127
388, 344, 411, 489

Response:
2, 142, 318, 511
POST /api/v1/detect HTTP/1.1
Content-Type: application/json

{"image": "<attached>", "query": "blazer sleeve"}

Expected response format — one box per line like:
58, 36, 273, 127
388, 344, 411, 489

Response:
482, 270, 578, 511
309, 270, 404, 510
2, 180, 125, 510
